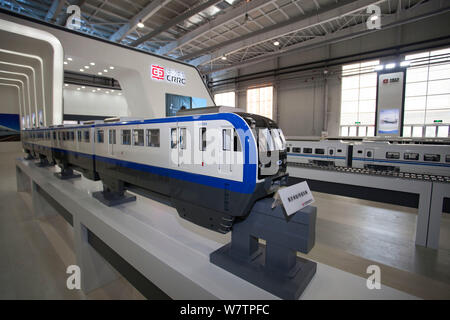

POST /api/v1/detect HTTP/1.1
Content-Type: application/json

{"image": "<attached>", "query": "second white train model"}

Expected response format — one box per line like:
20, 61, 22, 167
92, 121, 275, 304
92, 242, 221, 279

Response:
287, 139, 450, 176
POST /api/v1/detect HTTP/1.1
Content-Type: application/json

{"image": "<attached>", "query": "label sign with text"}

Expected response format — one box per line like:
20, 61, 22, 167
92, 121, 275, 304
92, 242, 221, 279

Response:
278, 181, 314, 216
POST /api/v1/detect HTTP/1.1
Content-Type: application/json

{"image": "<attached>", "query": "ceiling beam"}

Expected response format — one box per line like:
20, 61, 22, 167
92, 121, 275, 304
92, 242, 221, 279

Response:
204, 0, 450, 75
44, 0, 65, 23
109, 0, 173, 43
186, 0, 385, 65
130, 0, 222, 47
156, 0, 276, 56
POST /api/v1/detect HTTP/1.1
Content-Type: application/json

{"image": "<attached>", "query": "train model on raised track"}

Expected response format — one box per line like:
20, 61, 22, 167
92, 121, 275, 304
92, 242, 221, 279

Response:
21, 108, 288, 233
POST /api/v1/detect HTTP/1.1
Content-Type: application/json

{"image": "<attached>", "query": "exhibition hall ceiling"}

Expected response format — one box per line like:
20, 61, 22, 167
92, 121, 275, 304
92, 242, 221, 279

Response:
1, 0, 449, 75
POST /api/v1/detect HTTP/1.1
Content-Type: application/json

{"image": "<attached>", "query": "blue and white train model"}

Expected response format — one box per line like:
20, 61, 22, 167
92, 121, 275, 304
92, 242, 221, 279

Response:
287, 139, 450, 176
22, 109, 288, 233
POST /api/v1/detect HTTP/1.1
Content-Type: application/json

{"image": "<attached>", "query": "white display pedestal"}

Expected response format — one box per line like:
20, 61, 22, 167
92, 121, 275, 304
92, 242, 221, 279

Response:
16, 158, 418, 300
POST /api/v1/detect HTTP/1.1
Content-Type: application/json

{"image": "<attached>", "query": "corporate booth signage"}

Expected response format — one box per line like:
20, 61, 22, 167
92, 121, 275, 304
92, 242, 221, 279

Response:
375, 70, 406, 137
151, 64, 186, 86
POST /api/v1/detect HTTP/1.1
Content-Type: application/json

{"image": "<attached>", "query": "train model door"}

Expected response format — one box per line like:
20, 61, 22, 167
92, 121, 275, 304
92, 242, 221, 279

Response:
327, 147, 336, 160
108, 129, 116, 156
178, 126, 187, 167
219, 127, 232, 174
170, 127, 179, 167
365, 148, 374, 161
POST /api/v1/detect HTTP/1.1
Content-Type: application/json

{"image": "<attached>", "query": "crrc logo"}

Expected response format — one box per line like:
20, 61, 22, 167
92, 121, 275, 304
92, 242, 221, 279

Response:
151, 65, 165, 81
151, 64, 186, 85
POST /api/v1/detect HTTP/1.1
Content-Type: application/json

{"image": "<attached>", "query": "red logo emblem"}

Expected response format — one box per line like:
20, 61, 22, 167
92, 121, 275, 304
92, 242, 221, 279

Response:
151, 65, 164, 81
383, 79, 389, 84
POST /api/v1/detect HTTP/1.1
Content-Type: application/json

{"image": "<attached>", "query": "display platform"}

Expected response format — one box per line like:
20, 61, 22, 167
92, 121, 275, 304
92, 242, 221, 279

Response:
288, 164, 448, 249
15, 158, 419, 299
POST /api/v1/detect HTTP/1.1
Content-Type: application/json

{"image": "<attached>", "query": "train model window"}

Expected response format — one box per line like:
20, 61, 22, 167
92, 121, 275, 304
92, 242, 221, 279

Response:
122, 129, 131, 145
303, 148, 312, 154
97, 130, 104, 143
424, 154, 440, 162
292, 147, 301, 153
133, 129, 144, 146
223, 129, 231, 151
179, 128, 187, 149
83, 130, 90, 143
386, 152, 400, 159
147, 129, 160, 147
404, 153, 419, 160
446, 155, 450, 163
109, 129, 116, 144
199, 128, 206, 151
70, 131, 74, 141
315, 148, 325, 155
233, 129, 241, 152
337, 149, 342, 153
53, 131, 56, 140
171, 128, 178, 149
77, 130, 82, 142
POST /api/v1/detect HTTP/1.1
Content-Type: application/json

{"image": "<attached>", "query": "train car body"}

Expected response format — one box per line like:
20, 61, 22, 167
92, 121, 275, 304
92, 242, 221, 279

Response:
351, 141, 450, 176
286, 138, 450, 176
22, 112, 288, 233
286, 140, 351, 167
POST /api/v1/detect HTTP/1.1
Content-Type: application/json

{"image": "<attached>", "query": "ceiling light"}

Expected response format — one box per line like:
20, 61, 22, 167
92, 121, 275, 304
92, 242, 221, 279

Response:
370, 15, 379, 21
137, 20, 144, 28
109, 66, 114, 70
98, 72, 102, 75
81, 86, 85, 89
90, 62, 95, 66
105, 91, 109, 94
63, 61, 68, 65
77, 88, 80, 91
67, 57, 73, 61
92, 90, 96, 92
80, 68, 84, 72
118, 93, 122, 96
103, 69, 108, 72
273, 41, 280, 46
221, 56, 227, 61
84, 66, 89, 69
374, 65, 384, 71
385, 63, 396, 69
97, 88, 101, 91
64, 84, 68, 87
400, 60, 411, 67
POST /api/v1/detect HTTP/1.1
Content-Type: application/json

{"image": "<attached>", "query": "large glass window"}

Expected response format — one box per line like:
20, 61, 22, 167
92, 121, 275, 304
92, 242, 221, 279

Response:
340, 60, 379, 137
247, 86, 273, 119
83, 130, 90, 143
133, 129, 144, 146
122, 129, 131, 145
403, 47, 450, 138
97, 130, 104, 143
214, 92, 235, 107
147, 129, 160, 147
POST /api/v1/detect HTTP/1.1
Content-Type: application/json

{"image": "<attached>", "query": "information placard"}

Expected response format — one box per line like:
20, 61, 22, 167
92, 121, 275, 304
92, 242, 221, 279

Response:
278, 182, 315, 216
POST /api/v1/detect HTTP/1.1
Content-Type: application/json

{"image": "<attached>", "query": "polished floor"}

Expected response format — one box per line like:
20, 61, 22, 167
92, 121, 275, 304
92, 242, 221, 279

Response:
0, 144, 449, 299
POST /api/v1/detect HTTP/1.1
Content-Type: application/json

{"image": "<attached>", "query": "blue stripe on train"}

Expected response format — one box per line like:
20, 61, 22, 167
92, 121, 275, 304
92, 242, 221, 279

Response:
352, 157, 450, 168
28, 144, 257, 194
287, 153, 346, 160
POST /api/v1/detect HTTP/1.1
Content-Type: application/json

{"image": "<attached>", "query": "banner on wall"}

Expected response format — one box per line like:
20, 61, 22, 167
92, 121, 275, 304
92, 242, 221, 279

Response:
0, 113, 20, 142
375, 70, 406, 136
